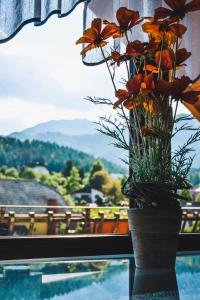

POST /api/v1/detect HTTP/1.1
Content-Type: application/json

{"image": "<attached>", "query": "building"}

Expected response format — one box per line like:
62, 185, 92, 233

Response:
72, 186, 104, 203
0, 179, 66, 211
0, 179, 67, 235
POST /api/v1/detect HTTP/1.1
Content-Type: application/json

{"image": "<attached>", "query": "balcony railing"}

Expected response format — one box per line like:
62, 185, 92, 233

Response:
0, 205, 199, 236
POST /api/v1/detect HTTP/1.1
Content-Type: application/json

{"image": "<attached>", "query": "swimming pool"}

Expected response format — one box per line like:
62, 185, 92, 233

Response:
0, 254, 199, 299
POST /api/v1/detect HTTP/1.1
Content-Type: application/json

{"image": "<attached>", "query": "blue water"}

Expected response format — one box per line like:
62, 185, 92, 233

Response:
0, 254, 199, 300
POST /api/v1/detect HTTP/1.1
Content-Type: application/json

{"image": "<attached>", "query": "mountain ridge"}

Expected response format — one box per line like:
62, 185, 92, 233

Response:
9, 116, 200, 168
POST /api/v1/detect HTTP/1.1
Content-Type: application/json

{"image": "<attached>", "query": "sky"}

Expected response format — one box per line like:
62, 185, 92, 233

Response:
0, 3, 187, 135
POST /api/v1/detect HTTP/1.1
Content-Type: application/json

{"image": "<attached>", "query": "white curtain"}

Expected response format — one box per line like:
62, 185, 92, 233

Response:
84, 0, 200, 81
0, 0, 87, 43
0, 0, 199, 80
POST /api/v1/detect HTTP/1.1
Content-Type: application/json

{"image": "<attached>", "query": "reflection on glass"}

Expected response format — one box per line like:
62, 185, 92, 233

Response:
0, 255, 199, 299
130, 267, 180, 300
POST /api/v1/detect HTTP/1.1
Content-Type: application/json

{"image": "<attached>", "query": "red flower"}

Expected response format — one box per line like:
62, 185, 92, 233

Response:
157, 76, 200, 104
104, 7, 141, 38
155, 0, 200, 20
111, 51, 129, 66
141, 74, 156, 95
114, 74, 156, 111
126, 40, 158, 57
114, 74, 142, 109
175, 48, 191, 66
76, 18, 117, 55
142, 19, 187, 46
183, 78, 200, 121
155, 49, 174, 70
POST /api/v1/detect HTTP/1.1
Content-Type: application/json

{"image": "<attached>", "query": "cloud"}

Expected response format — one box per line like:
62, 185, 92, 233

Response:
0, 97, 111, 135
0, 4, 189, 135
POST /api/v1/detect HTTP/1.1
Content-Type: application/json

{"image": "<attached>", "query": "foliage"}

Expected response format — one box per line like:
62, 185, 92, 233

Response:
76, 2, 200, 209
0, 136, 124, 174
90, 169, 110, 191
4, 167, 19, 178
103, 178, 124, 206
65, 167, 82, 194
89, 160, 104, 182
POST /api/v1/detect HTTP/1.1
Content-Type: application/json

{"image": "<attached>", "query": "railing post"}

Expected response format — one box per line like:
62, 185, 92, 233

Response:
181, 211, 187, 233
8, 211, 15, 236
97, 211, 105, 233
112, 212, 120, 233
29, 212, 35, 235
65, 211, 71, 234
0, 207, 6, 224
47, 211, 55, 235
83, 208, 91, 234
192, 212, 199, 233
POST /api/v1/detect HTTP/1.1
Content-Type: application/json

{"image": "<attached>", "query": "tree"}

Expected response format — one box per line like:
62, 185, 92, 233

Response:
65, 167, 82, 194
103, 178, 123, 206
4, 167, 19, 178
89, 161, 104, 182
23, 167, 38, 180
63, 160, 73, 177
90, 170, 110, 191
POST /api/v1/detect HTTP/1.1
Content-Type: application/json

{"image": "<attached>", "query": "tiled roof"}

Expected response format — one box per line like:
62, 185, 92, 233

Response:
0, 179, 67, 211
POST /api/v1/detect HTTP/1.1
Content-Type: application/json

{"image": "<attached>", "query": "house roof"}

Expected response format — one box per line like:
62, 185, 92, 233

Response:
0, 179, 67, 212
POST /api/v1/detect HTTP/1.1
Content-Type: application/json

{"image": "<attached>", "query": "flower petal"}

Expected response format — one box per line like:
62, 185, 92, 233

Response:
115, 89, 129, 100
101, 23, 119, 39
170, 24, 187, 38
92, 18, 102, 35
154, 7, 172, 19
76, 36, 94, 45
157, 80, 171, 95
183, 101, 200, 121
155, 50, 174, 70
176, 48, 191, 65
80, 44, 96, 55
126, 74, 142, 94
182, 91, 200, 104
164, 0, 186, 10
184, 0, 200, 12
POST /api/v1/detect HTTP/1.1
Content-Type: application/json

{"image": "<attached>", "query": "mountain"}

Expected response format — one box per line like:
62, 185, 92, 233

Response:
10, 120, 127, 167
0, 136, 125, 174
9, 116, 200, 168
11, 119, 96, 137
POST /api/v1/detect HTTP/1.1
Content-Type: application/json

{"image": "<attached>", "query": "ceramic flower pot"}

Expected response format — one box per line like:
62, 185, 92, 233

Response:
128, 208, 182, 269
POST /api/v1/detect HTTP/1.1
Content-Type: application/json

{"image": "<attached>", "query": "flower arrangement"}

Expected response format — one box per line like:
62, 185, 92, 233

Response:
76, 0, 200, 209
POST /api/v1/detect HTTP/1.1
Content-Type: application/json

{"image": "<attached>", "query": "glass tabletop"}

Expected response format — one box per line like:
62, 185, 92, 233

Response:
0, 253, 199, 300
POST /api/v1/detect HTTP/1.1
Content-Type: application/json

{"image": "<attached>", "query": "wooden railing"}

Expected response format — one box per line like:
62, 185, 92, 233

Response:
0, 205, 199, 236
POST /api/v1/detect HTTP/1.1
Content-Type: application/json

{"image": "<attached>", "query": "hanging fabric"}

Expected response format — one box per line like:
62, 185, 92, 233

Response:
83, 0, 200, 81
0, 0, 199, 80
0, 0, 88, 43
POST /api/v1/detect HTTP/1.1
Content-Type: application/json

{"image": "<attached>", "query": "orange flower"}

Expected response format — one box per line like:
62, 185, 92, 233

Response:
114, 74, 156, 111
126, 40, 158, 57
182, 78, 200, 121
114, 74, 142, 109
157, 76, 200, 104
155, 0, 200, 20
141, 74, 156, 96
104, 7, 141, 38
143, 100, 156, 113
111, 51, 129, 66
76, 18, 117, 55
142, 19, 187, 46
155, 49, 174, 70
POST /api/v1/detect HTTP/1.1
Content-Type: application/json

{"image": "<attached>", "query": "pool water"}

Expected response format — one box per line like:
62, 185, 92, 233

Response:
0, 254, 199, 300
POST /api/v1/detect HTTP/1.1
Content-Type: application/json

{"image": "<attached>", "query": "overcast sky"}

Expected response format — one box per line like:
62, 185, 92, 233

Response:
0, 3, 187, 135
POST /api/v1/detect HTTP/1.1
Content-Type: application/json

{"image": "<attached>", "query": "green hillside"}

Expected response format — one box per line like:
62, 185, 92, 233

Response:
0, 136, 125, 174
